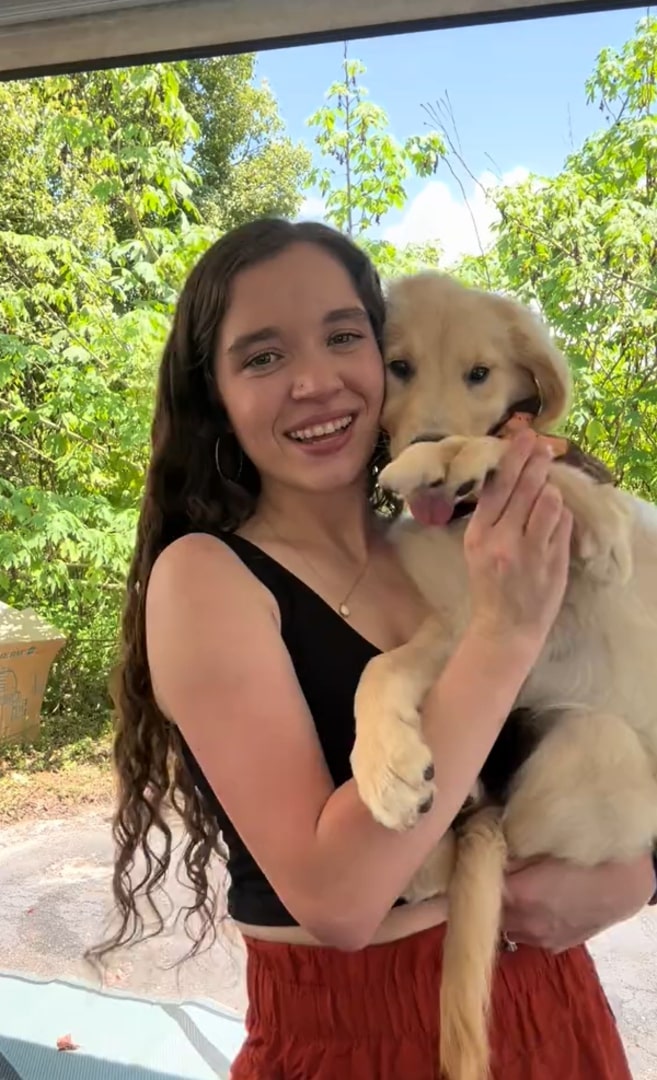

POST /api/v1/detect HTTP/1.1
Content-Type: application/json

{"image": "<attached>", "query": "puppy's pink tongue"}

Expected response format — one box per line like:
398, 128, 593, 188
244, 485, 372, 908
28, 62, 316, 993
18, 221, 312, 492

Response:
408, 490, 455, 527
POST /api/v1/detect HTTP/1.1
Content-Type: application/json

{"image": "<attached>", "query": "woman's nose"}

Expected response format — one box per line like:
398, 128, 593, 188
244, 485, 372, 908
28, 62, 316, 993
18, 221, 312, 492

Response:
290, 353, 345, 400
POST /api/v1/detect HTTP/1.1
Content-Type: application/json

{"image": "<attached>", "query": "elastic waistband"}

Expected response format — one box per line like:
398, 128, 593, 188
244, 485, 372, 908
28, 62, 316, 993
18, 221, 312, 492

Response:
242, 924, 446, 1040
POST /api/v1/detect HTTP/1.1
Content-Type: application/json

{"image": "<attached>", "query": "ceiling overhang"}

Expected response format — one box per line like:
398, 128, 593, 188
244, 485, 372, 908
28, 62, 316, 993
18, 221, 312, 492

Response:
0, 0, 640, 81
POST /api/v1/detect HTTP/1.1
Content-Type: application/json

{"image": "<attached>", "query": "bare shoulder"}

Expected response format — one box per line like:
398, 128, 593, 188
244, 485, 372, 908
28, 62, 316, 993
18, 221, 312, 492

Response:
146, 532, 279, 710
148, 531, 275, 610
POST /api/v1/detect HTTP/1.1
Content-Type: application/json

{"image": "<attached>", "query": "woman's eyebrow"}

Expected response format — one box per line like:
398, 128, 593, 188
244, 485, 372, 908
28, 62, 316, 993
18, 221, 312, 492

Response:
323, 307, 369, 326
227, 326, 280, 354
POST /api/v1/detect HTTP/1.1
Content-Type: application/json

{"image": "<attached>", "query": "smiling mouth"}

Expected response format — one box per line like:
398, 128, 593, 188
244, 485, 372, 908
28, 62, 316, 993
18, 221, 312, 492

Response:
286, 414, 355, 443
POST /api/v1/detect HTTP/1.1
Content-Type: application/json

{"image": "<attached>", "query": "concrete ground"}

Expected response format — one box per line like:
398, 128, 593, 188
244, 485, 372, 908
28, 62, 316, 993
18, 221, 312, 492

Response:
1, 809, 655, 1077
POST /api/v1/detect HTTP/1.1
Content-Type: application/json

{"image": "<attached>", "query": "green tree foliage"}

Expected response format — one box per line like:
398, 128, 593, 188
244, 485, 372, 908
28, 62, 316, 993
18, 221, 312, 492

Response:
182, 55, 311, 228
307, 48, 444, 273
446, 16, 657, 497
0, 60, 309, 758
0, 80, 108, 246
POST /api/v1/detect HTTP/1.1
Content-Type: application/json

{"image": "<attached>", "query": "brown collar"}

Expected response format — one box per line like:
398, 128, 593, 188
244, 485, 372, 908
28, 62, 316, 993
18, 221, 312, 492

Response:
489, 395, 614, 486
493, 402, 570, 459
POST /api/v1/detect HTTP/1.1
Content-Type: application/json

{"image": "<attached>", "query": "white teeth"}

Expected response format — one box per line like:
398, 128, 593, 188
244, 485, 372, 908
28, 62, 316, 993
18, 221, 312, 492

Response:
288, 415, 354, 442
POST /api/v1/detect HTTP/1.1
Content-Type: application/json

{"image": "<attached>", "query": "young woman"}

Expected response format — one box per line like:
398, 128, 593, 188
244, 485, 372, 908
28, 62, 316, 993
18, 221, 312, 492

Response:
101, 218, 654, 1079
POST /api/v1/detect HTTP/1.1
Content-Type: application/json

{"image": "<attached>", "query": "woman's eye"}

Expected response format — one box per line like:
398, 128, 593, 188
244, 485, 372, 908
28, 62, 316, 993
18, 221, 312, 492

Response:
245, 351, 278, 370
329, 331, 362, 347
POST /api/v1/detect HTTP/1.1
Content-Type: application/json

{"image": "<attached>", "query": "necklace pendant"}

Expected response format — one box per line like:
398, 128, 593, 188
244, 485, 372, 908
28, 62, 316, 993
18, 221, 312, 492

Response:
339, 602, 351, 618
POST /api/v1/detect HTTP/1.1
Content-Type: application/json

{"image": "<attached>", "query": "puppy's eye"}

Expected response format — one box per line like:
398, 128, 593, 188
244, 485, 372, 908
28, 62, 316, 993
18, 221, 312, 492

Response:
388, 359, 415, 382
466, 365, 490, 384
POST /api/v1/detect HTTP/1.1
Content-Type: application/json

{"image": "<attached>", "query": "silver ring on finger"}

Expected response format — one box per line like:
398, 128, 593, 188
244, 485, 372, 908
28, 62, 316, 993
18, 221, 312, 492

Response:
501, 931, 518, 952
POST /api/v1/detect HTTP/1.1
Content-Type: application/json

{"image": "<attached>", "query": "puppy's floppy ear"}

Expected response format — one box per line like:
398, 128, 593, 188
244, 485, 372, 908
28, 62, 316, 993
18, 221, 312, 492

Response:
499, 297, 572, 428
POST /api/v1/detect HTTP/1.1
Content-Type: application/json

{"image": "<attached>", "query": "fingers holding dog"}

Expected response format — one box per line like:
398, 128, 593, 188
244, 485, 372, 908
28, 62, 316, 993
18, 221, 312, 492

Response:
473, 430, 549, 529
524, 481, 567, 548
499, 447, 556, 536
464, 433, 573, 649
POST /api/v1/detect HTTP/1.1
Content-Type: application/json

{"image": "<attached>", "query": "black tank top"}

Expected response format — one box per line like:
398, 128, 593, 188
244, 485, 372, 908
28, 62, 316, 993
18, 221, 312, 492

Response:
179, 531, 537, 926
179, 531, 385, 926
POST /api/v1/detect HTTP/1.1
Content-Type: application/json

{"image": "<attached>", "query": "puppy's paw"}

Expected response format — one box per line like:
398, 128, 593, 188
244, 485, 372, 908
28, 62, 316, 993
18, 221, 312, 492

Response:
550, 464, 634, 585
381, 436, 504, 506
440, 437, 506, 502
351, 719, 435, 831
351, 662, 436, 831
574, 502, 633, 585
379, 437, 468, 497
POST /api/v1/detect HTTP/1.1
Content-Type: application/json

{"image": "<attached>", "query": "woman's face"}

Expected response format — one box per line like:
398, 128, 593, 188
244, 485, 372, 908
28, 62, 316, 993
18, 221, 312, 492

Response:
215, 242, 385, 497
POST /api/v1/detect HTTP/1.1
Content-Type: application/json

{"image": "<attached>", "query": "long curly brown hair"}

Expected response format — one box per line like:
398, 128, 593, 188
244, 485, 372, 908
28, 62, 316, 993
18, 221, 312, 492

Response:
89, 217, 397, 964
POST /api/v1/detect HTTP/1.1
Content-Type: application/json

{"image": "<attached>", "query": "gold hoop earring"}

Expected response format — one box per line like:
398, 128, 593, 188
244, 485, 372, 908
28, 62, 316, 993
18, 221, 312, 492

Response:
214, 433, 244, 484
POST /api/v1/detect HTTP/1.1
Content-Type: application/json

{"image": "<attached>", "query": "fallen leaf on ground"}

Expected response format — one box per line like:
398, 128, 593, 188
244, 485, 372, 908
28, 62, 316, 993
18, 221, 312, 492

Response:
56, 1034, 79, 1051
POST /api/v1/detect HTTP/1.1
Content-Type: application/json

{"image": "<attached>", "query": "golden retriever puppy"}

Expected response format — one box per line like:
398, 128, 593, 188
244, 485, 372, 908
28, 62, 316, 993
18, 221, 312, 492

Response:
349, 272, 657, 1080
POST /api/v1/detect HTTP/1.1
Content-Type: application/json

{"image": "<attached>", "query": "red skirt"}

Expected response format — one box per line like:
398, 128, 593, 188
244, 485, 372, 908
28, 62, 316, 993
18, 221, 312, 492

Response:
230, 923, 631, 1079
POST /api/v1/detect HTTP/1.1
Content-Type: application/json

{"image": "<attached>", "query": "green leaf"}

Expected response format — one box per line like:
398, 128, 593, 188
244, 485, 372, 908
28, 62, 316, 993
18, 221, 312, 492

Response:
585, 418, 606, 445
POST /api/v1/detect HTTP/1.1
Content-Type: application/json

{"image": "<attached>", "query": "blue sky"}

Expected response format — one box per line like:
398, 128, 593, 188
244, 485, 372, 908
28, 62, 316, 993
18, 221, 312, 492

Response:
255, 6, 646, 260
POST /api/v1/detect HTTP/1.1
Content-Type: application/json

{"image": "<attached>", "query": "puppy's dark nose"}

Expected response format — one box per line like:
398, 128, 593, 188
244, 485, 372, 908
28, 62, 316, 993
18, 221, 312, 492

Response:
410, 432, 447, 445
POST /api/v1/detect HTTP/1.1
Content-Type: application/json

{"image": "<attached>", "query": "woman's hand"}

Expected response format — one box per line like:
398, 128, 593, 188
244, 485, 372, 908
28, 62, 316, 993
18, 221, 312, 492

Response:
464, 430, 573, 652
501, 854, 655, 953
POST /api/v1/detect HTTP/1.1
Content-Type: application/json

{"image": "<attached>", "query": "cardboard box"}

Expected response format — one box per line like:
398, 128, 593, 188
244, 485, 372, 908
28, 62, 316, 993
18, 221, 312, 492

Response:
0, 601, 67, 746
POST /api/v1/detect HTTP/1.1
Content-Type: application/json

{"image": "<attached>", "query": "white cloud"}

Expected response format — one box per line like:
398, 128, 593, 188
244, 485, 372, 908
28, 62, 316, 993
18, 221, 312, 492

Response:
384, 167, 529, 267
296, 169, 531, 268
296, 195, 327, 221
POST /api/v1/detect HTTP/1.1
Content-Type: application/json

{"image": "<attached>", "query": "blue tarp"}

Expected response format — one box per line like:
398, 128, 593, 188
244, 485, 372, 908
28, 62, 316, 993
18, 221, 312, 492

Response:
0, 970, 246, 1079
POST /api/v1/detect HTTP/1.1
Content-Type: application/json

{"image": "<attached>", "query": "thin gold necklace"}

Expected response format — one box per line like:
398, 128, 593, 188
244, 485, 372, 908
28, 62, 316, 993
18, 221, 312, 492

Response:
336, 561, 370, 619
262, 517, 371, 620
